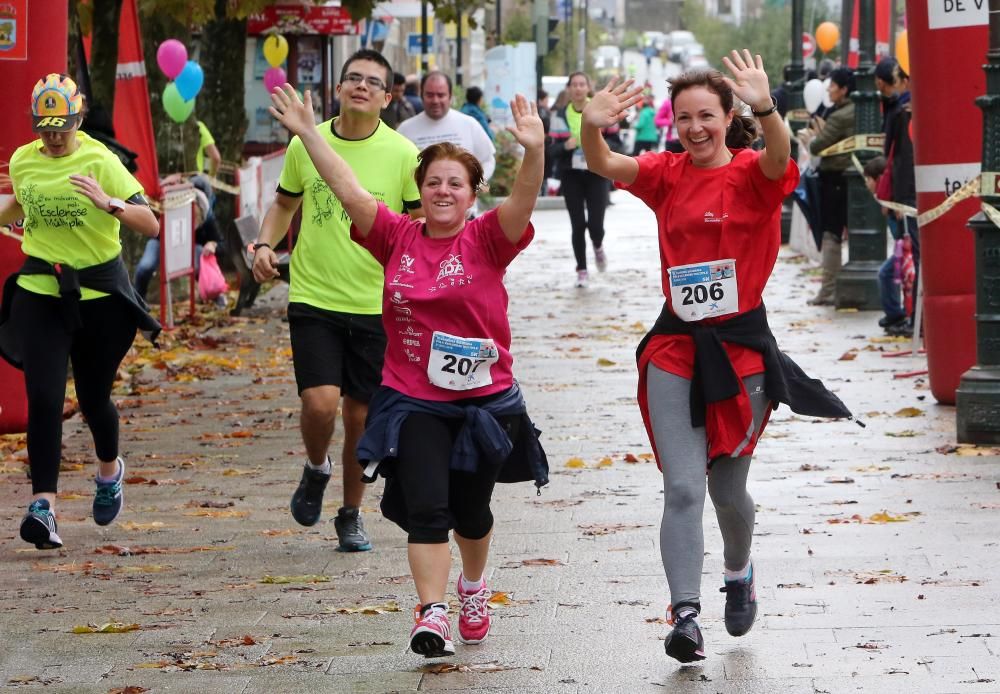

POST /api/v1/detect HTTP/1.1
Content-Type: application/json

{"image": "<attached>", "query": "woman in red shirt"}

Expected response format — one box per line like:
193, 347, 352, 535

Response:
581, 50, 851, 663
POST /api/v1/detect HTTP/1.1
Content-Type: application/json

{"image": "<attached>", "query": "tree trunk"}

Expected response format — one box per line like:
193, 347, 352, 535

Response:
140, 7, 198, 175
89, 0, 123, 113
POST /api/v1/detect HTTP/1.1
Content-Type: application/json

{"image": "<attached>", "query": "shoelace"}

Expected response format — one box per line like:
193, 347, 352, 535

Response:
94, 483, 119, 506
719, 578, 752, 604
338, 513, 364, 538
422, 609, 451, 634
459, 586, 490, 622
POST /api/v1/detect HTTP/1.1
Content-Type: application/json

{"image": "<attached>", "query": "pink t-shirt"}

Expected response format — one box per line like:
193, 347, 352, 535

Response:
353, 203, 534, 401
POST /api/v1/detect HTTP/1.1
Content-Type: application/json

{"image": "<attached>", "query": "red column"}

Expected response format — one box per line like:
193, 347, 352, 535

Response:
907, 0, 987, 404
0, 2, 68, 433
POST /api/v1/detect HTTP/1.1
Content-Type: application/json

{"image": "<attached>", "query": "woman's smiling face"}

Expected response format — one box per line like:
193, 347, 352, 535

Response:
420, 158, 476, 232
673, 85, 734, 168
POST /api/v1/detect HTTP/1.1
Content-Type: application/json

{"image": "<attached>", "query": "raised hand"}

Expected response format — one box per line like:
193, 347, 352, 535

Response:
583, 77, 644, 129
269, 84, 317, 137
506, 94, 545, 151
720, 50, 771, 113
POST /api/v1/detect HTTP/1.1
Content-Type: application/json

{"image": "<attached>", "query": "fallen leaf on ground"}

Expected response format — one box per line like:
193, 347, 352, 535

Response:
824, 476, 855, 484
623, 453, 640, 463
867, 510, 919, 523
259, 655, 298, 666
597, 457, 613, 467
183, 509, 248, 518
596, 358, 616, 367
564, 457, 586, 468
420, 661, 515, 674
328, 601, 401, 615
799, 463, 831, 471
518, 558, 564, 566
487, 592, 514, 607
260, 575, 329, 584
838, 351, 857, 361
120, 521, 168, 531
108, 687, 149, 694
885, 430, 918, 437
578, 522, 649, 536
894, 407, 923, 417
72, 622, 140, 634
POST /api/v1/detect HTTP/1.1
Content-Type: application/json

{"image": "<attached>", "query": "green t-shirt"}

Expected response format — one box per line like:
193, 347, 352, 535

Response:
196, 120, 215, 173
566, 103, 585, 143
10, 132, 144, 299
279, 119, 420, 314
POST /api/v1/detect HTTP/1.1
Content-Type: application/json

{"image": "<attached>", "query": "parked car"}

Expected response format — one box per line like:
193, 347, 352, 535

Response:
667, 30, 697, 63
682, 43, 705, 68
594, 44, 622, 72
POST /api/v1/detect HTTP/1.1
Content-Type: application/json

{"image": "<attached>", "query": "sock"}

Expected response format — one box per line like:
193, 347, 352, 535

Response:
460, 573, 484, 592
421, 601, 448, 617
724, 559, 752, 582
307, 456, 332, 475
96, 457, 122, 483
671, 600, 701, 622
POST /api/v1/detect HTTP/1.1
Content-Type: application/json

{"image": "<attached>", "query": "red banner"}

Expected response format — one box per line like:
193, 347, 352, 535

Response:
847, 0, 892, 67
113, 0, 160, 200
0, 0, 29, 61
247, 5, 359, 35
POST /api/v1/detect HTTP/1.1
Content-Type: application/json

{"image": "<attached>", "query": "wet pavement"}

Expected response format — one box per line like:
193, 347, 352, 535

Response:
1, 191, 999, 693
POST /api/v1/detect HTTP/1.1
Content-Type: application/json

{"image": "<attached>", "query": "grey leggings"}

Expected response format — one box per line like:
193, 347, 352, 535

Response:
646, 365, 770, 609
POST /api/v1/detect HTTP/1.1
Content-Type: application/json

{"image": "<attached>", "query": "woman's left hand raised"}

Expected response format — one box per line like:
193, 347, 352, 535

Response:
721, 49, 772, 113
506, 94, 545, 151
269, 84, 318, 137
69, 172, 111, 211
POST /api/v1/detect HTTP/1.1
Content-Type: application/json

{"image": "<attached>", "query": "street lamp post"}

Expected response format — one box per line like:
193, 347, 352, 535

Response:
835, 0, 886, 309
781, 0, 806, 245
957, 0, 1000, 443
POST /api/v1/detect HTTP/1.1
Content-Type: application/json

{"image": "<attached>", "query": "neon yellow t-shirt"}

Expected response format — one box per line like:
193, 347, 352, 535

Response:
196, 120, 215, 173
10, 132, 144, 299
279, 119, 420, 314
566, 103, 585, 143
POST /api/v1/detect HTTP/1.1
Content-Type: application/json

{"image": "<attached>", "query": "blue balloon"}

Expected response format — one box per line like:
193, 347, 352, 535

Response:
175, 60, 204, 101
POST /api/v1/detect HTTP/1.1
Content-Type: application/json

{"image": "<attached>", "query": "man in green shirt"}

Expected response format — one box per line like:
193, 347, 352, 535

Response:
252, 49, 422, 551
196, 120, 221, 177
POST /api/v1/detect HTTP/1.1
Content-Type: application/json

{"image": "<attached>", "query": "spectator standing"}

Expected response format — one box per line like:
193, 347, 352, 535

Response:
196, 120, 222, 177
803, 67, 855, 306
460, 86, 494, 141
632, 95, 659, 155
398, 72, 496, 184
404, 76, 424, 114
383, 71, 416, 130
252, 50, 423, 552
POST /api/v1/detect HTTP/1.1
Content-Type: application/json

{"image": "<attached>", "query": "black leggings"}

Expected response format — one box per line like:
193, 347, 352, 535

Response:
561, 169, 608, 271
10, 291, 136, 494
395, 410, 520, 544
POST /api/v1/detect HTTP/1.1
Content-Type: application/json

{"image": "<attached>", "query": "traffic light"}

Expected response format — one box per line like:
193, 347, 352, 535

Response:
536, 17, 560, 57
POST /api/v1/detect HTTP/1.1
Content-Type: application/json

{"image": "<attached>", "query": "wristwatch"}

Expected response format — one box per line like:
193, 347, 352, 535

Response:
107, 198, 126, 215
250, 242, 271, 253
751, 97, 778, 119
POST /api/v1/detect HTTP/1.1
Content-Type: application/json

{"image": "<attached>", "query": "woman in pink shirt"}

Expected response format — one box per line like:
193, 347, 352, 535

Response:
270, 85, 548, 659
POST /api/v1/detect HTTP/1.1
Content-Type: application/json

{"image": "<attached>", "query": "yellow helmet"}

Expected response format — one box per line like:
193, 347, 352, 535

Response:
31, 73, 84, 132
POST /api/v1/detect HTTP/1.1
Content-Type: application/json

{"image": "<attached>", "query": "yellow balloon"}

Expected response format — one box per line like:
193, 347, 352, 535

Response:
815, 21, 840, 53
896, 29, 910, 76
263, 34, 288, 68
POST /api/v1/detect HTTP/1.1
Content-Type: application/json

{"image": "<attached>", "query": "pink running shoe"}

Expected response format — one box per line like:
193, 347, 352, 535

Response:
456, 573, 492, 644
409, 603, 455, 658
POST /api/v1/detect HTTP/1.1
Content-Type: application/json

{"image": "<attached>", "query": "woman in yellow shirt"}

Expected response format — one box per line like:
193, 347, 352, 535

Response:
0, 74, 160, 549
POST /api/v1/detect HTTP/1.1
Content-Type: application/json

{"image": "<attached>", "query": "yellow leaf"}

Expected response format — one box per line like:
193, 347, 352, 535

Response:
184, 509, 249, 518
885, 430, 918, 438
596, 357, 616, 367
259, 574, 330, 584
597, 457, 613, 467
893, 407, 923, 418
867, 510, 915, 523
121, 521, 168, 531
72, 622, 140, 634
487, 592, 513, 607
564, 457, 586, 468
329, 600, 401, 614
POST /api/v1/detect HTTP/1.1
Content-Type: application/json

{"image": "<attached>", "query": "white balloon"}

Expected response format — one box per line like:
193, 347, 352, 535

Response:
821, 78, 834, 108
803, 79, 825, 113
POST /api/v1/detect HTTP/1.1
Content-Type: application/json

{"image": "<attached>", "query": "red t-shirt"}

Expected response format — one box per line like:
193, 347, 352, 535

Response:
353, 203, 533, 402
618, 148, 799, 380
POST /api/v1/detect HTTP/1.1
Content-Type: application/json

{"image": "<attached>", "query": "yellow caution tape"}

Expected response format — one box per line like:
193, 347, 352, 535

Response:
916, 175, 980, 227
204, 174, 241, 195
786, 108, 811, 122
981, 201, 1000, 228
818, 133, 885, 158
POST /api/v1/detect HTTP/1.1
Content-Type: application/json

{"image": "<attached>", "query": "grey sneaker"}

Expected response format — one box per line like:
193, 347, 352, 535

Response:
334, 506, 372, 552
20, 499, 63, 549
290, 461, 331, 526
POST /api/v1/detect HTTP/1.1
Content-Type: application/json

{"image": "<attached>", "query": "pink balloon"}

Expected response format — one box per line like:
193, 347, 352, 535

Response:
156, 39, 188, 80
264, 66, 287, 93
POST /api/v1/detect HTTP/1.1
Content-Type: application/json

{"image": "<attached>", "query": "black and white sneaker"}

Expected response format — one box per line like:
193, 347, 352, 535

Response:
289, 461, 331, 526
93, 457, 125, 526
665, 607, 706, 663
720, 561, 758, 637
20, 499, 63, 550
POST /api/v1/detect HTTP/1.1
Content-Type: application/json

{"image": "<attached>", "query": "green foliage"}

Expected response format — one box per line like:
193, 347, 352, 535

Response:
485, 130, 522, 198
503, 7, 534, 44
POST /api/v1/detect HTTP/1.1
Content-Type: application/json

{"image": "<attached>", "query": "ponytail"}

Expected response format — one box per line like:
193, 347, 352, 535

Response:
726, 113, 758, 149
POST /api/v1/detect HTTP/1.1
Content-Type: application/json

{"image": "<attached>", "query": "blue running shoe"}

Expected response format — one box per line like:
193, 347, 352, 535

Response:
93, 457, 125, 526
20, 499, 63, 550
720, 561, 758, 637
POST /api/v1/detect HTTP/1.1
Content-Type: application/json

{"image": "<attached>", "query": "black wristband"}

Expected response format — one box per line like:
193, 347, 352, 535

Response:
251, 242, 271, 252
751, 97, 778, 118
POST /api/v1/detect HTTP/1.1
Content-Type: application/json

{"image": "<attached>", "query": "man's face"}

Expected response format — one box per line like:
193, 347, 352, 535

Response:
391, 82, 406, 102
336, 59, 391, 116
875, 76, 895, 99
422, 75, 452, 120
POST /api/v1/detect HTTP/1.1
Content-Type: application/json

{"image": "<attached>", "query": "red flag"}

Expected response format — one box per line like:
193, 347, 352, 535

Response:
848, 0, 892, 68
114, 0, 161, 199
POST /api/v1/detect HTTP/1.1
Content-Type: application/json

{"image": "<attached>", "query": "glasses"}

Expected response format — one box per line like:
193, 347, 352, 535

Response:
343, 73, 387, 91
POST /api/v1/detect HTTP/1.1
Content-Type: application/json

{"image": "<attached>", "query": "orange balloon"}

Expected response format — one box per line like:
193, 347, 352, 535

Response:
896, 29, 910, 75
816, 21, 840, 53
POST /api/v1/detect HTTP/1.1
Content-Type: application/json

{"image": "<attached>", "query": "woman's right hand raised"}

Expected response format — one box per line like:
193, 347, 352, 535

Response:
269, 84, 317, 137
583, 77, 644, 129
